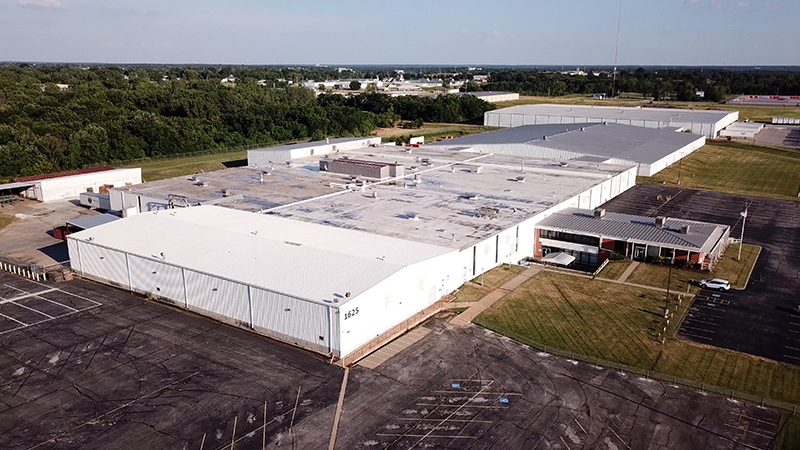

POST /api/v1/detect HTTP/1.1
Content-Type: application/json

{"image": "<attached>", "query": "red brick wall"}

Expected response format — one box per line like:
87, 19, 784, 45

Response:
534, 229, 542, 258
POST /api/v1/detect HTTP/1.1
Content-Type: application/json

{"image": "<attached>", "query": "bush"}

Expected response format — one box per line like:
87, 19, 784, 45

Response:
609, 252, 625, 261
646, 255, 667, 265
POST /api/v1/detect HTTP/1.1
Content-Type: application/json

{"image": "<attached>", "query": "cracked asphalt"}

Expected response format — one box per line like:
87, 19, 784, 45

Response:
0, 271, 781, 449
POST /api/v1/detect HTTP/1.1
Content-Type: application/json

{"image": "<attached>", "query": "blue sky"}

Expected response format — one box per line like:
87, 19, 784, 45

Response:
0, 0, 797, 65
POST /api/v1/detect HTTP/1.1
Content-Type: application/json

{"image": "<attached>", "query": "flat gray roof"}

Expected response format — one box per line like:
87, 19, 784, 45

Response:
430, 123, 705, 165
66, 214, 120, 230
537, 208, 729, 252
118, 145, 632, 249
487, 104, 737, 124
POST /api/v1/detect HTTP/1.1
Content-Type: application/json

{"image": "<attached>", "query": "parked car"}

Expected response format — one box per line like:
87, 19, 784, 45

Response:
699, 278, 731, 291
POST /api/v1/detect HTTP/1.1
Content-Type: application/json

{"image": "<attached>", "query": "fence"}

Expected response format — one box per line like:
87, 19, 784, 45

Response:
475, 324, 800, 415
0, 255, 70, 282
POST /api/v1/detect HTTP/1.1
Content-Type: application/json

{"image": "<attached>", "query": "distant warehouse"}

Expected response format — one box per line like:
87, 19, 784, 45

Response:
484, 104, 738, 139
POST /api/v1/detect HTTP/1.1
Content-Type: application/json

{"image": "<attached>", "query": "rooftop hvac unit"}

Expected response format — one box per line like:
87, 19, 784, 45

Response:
655, 217, 666, 228
681, 225, 691, 234
516, 176, 526, 183
407, 212, 419, 221
594, 209, 606, 219
221, 189, 231, 197
559, 162, 569, 168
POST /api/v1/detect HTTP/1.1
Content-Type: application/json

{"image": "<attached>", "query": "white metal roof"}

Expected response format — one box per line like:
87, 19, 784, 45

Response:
487, 104, 738, 124
68, 205, 454, 305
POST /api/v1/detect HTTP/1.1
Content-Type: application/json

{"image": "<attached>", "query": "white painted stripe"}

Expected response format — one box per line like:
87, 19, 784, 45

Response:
8, 302, 53, 319
0, 312, 27, 326
0, 288, 57, 304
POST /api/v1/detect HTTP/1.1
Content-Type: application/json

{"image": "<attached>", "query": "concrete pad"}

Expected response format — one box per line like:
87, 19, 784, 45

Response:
618, 261, 639, 283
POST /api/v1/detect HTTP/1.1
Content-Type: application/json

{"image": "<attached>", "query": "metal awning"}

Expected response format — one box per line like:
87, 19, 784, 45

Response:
66, 214, 120, 230
541, 252, 576, 266
0, 181, 35, 191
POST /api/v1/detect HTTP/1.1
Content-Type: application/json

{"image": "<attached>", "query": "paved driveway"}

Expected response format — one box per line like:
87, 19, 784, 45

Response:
602, 185, 800, 364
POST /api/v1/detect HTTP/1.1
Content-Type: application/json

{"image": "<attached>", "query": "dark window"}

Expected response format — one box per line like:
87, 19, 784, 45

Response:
540, 229, 599, 247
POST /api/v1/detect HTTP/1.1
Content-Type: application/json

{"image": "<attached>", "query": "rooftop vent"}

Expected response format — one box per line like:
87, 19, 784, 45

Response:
681, 225, 691, 234
516, 176, 526, 183
407, 212, 419, 221
221, 189, 231, 197
594, 209, 606, 219
559, 162, 569, 168
462, 193, 479, 201
200, 181, 209, 187
655, 217, 666, 229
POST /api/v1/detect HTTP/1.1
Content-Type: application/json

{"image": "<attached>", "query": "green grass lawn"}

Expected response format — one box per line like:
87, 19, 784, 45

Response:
374, 123, 500, 142
625, 244, 760, 292
638, 142, 800, 200
453, 285, 487, 303
595, 260, 632, 280
470, 265, 526, 289
0, 213, 16, 230
120, 150, 248, 182
474, 270, 800, 410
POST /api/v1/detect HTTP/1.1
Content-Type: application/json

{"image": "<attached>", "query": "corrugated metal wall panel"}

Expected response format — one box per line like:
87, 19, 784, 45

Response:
250, 287, 330, 350
184, 269, 250, 325
78, 242, 129, 287
67, 238, 82, 272
128, 255, 185, 305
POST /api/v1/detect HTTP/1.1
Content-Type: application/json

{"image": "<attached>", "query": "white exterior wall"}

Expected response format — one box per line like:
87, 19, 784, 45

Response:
37, 169, 142, 202
68, 237, 335, 356
485, 112, 736, 139
337, 250, 461, 356
248, 137, 381, 167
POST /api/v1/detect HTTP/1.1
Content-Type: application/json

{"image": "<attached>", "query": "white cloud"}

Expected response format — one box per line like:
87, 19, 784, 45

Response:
734, 1, 748, 7
18, 0, 62, 9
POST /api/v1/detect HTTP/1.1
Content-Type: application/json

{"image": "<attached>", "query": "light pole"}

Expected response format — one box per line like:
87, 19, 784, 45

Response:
738, 208, 748, 261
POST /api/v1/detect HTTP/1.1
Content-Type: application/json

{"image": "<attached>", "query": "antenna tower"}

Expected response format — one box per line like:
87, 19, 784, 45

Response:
612, 0, 623, 98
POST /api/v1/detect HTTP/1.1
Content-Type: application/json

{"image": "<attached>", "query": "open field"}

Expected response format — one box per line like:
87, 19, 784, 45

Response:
638, 141, 800, 200
474, 271, 800, 408
493, 95, 800, 123
0, 213, 15, 230
595, 260, 631, 280
119, 150, 248, 182
373, 122, 499, 141
625, 244, 760, 292
470, 264, 526, 289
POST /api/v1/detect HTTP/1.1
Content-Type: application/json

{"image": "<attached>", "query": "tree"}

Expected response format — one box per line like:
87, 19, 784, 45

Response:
349, 80, 361, 91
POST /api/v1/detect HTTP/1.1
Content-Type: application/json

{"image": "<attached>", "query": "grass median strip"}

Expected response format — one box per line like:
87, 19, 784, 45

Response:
638, 141, 800, 201
625, 244, 761, 291
474, 270, 800, 406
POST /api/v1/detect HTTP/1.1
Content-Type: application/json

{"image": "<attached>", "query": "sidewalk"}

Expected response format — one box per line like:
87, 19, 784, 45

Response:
449, 266, 542, 327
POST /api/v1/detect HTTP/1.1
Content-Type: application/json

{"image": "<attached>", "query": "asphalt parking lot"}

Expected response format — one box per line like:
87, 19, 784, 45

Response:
602, 184, 800, 365
334, 320, 779, 449
0, 270, 781, 449
0, 271, 343, 450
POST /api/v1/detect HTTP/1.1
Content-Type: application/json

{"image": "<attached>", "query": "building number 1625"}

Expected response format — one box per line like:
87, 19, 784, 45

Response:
344, 307, 359, 320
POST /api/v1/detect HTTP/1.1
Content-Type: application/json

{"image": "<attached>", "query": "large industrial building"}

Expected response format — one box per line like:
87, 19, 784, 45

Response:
71, 137, 639, 362
0, 167, 142, 202
66, 120, 733, 362
429, 123, 706, 176
484, 104, 739, 138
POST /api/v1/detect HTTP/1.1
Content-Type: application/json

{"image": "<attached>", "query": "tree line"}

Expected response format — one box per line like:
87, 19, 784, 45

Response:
0, 66, 494, 177
469, 68, 800, 101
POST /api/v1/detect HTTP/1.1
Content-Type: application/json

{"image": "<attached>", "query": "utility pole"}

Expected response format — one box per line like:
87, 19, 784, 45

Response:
738, 208, 748, 260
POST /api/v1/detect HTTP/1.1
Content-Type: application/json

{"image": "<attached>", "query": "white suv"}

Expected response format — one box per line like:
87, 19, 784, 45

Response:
700, 278, 731, 291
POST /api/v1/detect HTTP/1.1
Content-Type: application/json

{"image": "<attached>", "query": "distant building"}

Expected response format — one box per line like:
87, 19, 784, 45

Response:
484, 104, 739, 139
221, 75, 236, 84
472, 75, 489, 83
458, 91, 519, 103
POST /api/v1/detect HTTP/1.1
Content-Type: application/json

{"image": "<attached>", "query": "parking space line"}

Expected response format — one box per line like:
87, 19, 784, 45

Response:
783, 354, 800, 361
415, 404, 503, 409
0, 311, 27, 326
396, 418, 493, 423
18, 278, 103, 307
683, 318, 720, 327
0, 286, 58, 304
9, 301, 54, 319
785, 346, 800, 352
681, 325, 716, 335
34, 296, 79, 312
680, 331, 713, 341
377, 434, 476, 439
